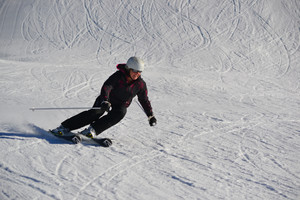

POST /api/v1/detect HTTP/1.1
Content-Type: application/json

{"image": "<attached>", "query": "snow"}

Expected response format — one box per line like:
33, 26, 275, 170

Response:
0, 0, 299, 199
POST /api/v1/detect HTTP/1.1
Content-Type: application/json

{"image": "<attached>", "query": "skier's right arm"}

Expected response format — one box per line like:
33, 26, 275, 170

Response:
93, 72, 120, 107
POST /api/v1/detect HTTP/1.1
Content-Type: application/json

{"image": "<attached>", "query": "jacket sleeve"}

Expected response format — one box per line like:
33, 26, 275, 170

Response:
93, 71, 120, 107
101, 71, 122, 101
137, 81, 153, 117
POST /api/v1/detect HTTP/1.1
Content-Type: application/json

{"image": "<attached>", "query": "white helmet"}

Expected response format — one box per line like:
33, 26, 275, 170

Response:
126, 57, 144, 72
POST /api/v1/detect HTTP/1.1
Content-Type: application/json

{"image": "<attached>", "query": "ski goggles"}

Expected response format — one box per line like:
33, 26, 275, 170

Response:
132, 69, 142, 73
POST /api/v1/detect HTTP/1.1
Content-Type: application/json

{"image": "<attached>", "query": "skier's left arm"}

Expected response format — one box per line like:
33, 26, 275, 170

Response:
137, 82, 157, 126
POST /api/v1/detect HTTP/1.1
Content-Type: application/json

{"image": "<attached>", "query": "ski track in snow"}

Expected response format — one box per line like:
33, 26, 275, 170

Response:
0, 0, 300, 199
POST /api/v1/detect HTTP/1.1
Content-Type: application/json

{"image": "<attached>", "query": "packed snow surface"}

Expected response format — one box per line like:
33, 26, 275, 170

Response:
0, 0, 299, 199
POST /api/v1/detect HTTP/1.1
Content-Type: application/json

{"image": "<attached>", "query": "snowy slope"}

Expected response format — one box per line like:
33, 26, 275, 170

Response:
0, 0, 300, 199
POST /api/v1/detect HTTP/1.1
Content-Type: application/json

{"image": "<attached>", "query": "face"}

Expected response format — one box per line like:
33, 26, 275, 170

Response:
129, 69, 141, 80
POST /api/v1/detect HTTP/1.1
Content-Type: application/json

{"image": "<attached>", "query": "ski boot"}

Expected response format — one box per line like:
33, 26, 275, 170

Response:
80, 126, 96, 138
50, 124, 70, 136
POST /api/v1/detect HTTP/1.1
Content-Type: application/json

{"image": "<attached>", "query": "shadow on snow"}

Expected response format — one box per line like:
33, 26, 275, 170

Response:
0, 124, 99, 146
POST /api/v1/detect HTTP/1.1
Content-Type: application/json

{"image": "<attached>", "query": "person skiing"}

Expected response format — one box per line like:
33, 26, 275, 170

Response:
51, 56, 157, 138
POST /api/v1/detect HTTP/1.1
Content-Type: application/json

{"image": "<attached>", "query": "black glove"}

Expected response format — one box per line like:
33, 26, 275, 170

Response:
101, 101, 111, 112
148, 116, 157, 126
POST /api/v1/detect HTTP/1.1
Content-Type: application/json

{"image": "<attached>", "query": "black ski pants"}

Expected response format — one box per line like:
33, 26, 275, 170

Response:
61, 106, 127, 135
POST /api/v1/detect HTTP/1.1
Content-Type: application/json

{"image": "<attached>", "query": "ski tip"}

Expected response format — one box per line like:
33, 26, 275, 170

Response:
72, 135, 82, 144
93, 138, 112, 147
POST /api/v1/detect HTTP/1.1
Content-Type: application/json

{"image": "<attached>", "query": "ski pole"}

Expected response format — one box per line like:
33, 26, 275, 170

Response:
29, 107, 102, 111
134, 99, 146, 114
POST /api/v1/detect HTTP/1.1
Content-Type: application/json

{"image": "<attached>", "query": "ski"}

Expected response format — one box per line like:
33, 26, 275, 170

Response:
92, 138, 112, 147
49, 130, 82, 144
78, 132, 113, 147
48, 130, 112, 147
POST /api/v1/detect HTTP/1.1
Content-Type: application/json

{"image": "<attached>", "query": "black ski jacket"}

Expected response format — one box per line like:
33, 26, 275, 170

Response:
93, 64, 153, 117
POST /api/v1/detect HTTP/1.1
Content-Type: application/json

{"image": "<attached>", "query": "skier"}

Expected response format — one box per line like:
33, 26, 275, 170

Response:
51, 56, 157, 138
